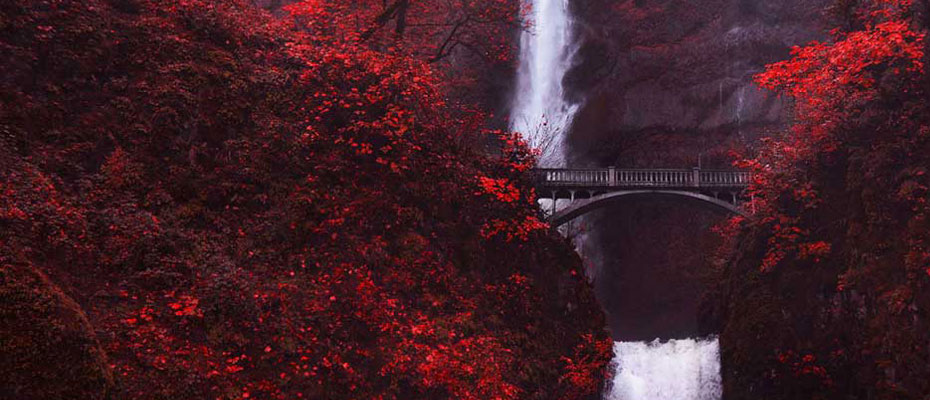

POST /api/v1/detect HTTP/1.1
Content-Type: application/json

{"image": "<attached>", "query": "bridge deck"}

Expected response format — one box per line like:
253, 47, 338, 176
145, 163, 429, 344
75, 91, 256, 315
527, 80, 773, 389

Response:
535, 167, 750, 190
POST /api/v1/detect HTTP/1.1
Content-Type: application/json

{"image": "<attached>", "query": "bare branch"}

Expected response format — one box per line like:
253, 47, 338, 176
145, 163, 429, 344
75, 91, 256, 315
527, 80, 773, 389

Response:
428, 17, 467, 63
360, 0, 406, 41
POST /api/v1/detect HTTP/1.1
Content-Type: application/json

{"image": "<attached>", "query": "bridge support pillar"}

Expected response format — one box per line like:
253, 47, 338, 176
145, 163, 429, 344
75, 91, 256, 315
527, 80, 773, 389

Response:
692, 167, 701, 187
550, 191, 557, 216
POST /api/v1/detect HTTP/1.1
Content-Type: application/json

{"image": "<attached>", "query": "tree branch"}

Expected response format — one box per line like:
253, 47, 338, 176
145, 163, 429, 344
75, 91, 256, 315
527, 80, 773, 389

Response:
360, 0, 407, 41
428, 18, 467, 63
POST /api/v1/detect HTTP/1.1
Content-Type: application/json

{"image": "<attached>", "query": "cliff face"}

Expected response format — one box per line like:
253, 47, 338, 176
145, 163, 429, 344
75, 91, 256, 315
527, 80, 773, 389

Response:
566, 0, 829, 167
565, 0, 930, 398
561, 0, 828, 342
575, 202, 726, 342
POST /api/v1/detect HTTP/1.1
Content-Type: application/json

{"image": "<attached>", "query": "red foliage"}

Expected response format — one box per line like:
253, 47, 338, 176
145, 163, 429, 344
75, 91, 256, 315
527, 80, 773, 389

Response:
284, 0, 520, 106
0, 0, 611, 398
743, 0, 926, 272
719, 0, 930, 397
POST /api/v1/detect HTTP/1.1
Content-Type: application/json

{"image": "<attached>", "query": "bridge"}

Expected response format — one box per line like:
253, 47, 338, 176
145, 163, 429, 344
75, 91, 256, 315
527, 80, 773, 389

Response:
534, 167, 752, 226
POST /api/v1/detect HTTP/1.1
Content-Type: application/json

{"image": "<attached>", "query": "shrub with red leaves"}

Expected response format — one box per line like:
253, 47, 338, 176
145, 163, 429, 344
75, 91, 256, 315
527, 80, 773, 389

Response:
0, 1, 611, 399
717, 0, 930, 398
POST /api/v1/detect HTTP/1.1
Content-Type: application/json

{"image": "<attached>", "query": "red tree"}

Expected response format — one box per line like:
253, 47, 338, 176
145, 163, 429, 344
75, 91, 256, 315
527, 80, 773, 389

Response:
719, 0, 930, 398
0, 0, 611, 399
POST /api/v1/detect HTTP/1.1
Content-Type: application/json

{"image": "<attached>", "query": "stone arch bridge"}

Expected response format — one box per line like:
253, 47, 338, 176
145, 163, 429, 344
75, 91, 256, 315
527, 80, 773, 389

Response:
534, 167, 752, 226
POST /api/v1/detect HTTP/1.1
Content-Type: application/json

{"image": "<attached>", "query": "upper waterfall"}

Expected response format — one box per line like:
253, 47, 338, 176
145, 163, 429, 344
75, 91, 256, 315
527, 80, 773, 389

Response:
510, 0, 579, 167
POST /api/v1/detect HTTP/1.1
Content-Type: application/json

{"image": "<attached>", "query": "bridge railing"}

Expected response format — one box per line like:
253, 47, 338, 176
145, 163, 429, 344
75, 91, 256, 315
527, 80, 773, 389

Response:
537, 168, 613, 186
615, 169, 695, 187
699, 170, 752, 187
535, 167, 751, 189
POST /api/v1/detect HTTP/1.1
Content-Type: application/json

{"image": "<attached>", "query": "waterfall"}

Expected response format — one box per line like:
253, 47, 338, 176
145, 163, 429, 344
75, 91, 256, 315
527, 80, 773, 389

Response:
510, 0, 579, 167
606, 337, 722, 400
510, 3, 722, 398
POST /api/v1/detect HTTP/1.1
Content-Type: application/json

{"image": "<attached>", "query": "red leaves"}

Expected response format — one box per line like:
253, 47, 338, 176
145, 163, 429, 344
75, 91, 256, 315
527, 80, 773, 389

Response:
0, 0, 610, 398
774, 350, 833, 387
480, 216, 547, 242
285, 0, 517, 102
720, 0, 930, 396
558, 334, 613, 398
476, 176, 521, 203
757, 20, 924, 104
798, 241, 831, 262
168, 295, 200, 317
742, 0, 926, 273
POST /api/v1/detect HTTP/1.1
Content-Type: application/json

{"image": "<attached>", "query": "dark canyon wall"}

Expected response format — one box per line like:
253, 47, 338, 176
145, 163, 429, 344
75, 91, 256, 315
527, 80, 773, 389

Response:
564, 0, 829, 342
567, 0, 829, 167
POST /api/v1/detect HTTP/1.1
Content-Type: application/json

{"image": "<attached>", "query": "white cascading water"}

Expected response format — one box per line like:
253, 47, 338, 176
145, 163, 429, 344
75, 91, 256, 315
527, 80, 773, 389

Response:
511, 1, 724, 399
606, 337, 722, 400
511, 0, 579, 167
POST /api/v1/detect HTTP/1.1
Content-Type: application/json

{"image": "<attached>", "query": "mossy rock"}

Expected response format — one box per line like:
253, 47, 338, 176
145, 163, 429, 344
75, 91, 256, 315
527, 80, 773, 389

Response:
0, 264, 113, 399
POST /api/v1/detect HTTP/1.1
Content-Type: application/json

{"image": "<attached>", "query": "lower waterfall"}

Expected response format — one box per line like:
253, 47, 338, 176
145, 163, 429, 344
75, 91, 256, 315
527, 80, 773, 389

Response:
605, 337, 722, 400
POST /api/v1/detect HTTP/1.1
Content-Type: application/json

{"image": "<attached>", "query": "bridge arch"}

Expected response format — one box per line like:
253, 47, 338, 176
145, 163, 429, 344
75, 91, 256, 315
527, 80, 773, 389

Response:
549, 189, 748, 227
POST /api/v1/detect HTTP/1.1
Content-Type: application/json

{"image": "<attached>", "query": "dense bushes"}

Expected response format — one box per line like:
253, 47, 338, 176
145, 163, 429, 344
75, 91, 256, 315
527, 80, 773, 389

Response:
0, 265, 114, 399
718, 0, 930, 398
0, 1, 611, 398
